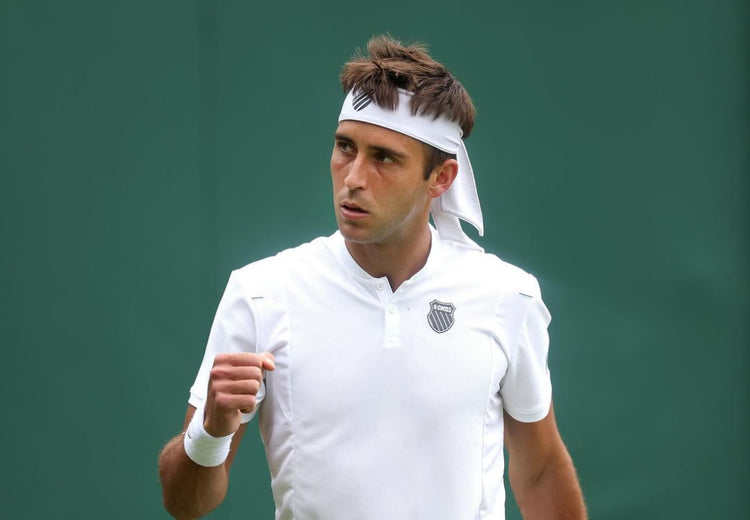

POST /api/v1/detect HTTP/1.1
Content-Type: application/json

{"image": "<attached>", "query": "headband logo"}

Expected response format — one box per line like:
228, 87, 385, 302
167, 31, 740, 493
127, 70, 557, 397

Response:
352, 91, 373, 111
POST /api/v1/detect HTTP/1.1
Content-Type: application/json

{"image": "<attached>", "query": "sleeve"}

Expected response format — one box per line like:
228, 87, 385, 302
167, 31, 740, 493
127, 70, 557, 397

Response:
499, 275, 553, 423
188, 270, 265, 423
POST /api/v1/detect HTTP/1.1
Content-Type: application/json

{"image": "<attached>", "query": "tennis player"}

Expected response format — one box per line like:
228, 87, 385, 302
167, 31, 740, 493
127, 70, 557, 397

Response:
158, 35, 587, 520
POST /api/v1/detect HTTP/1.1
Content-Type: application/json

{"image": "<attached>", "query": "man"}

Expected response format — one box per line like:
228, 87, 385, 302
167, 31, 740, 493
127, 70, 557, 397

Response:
158, 35, 587, 520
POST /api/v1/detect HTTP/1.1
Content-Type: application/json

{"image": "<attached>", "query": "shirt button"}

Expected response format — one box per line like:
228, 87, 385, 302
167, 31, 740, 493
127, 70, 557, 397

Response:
376, 282, 384, 290
388, 305, 397, 314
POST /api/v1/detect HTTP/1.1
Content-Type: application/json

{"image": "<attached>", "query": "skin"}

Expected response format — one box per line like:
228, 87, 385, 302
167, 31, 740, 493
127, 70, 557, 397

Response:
505, 406, 588, 519
158, 120, 586, 519
158, 353, 274, 520
331, 120, 457, 291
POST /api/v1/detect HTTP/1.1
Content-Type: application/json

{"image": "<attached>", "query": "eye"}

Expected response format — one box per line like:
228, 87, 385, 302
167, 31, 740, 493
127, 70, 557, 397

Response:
336, 140, 354, 154
374, 150, 396, 164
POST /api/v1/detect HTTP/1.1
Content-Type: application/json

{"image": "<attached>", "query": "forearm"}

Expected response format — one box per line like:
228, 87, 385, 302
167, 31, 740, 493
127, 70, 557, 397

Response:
510, 449, 587, 520
158, 433, 229, 520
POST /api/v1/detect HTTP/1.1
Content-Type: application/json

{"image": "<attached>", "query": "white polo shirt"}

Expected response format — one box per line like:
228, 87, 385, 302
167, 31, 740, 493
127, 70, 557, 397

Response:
189, 227, 552, 520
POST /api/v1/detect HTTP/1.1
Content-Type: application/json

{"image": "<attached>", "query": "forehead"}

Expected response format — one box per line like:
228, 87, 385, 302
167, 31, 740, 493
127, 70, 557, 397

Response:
335, 120, 425, 154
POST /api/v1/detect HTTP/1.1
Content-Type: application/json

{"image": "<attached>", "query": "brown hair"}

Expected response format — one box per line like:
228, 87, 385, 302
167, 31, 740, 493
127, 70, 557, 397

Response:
340, 35, 476, 178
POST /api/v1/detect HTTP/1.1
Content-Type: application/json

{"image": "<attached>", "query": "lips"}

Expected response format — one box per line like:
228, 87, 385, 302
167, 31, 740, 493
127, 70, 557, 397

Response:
341, 200, 367, 212
340, 200, 369, 219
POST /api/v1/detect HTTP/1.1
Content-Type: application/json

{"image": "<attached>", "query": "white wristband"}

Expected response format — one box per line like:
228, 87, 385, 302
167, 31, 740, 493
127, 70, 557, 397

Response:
183, 404, 234, 467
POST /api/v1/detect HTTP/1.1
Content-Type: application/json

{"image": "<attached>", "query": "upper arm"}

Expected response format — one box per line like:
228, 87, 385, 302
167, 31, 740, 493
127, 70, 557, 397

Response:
182, 405, 250, 472
504, 402, 569, 483
498, 279, 552, 424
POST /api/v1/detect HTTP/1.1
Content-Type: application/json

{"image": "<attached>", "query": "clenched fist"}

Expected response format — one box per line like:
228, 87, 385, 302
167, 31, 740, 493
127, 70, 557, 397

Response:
203, 352, 275, 437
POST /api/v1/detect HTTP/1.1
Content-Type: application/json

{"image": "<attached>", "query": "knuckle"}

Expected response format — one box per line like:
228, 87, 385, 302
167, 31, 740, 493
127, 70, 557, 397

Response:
238, 398, 256, 415
207, 381, 221, 399
210, 366, 230, 381
213, 353, 230, 365
209, 380, 228, 396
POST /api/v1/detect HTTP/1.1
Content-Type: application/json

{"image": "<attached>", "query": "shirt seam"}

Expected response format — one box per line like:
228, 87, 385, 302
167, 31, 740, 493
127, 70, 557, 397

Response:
280, 256, 298, 520
479, 332, 497, 519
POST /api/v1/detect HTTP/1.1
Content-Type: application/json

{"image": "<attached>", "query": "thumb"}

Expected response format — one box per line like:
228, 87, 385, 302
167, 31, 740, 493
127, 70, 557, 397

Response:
260, 352, 276, 371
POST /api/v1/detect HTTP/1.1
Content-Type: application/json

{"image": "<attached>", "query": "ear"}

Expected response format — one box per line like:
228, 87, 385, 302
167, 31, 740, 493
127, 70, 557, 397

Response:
427, 158, 459, 199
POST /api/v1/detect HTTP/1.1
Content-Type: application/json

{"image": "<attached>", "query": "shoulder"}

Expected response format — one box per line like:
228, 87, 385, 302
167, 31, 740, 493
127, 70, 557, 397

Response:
230, 233, 340, 292
441, 241, 542, 298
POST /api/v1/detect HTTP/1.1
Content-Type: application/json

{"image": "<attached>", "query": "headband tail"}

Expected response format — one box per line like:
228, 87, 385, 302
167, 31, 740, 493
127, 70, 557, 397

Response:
430, 140, 484, 251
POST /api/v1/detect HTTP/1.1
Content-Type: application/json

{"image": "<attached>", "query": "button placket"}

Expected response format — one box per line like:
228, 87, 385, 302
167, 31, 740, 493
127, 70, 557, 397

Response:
383, 302, 401, 348
373, 279, 401, 349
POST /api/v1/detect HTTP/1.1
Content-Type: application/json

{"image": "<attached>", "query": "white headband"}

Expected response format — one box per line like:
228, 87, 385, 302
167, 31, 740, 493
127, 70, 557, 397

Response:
338, 88, 484, 250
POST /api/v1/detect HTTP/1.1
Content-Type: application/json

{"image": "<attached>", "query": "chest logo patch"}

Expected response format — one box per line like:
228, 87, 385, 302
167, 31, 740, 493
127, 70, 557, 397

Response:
427, 300, 455, 333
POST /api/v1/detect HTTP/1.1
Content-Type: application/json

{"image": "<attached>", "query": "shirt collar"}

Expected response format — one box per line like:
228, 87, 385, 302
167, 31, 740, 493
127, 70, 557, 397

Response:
330, 226, 444, 289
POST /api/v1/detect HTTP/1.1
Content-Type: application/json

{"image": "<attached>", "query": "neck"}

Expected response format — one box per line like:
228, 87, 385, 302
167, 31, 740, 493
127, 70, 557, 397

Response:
345, 226, 433, 292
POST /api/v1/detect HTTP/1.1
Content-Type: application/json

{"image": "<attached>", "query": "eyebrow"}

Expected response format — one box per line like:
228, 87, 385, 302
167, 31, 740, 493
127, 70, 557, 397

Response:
334, 132, 408, 160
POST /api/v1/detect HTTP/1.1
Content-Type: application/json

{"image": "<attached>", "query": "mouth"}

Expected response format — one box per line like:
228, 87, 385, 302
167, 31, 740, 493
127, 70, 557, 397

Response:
340, 201, 369, 219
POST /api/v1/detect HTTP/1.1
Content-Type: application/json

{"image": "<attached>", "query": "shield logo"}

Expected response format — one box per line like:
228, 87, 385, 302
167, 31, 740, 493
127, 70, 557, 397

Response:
427, 300, 455, 333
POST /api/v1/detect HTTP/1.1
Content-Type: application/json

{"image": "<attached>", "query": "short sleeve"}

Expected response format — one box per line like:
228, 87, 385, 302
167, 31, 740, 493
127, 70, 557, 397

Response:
188, 270, 265, 423
499, 276, 553, 423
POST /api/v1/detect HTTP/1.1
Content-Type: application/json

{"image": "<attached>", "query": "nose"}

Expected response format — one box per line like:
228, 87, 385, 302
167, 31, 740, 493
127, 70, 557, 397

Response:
344, 153, 368, 191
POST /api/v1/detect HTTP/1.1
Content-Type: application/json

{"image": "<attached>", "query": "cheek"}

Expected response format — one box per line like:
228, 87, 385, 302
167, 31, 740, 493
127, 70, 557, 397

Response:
329, 153, 337, 174
330, 153, 347, 181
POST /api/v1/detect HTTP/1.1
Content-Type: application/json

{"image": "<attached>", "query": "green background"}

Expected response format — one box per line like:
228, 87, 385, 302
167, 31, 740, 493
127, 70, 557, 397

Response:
1, 1, 747, 518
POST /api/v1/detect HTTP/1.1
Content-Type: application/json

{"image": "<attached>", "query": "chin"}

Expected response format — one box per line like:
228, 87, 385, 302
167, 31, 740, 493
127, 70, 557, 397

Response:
337, 222, 377, 244
338, 227, 370, 244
